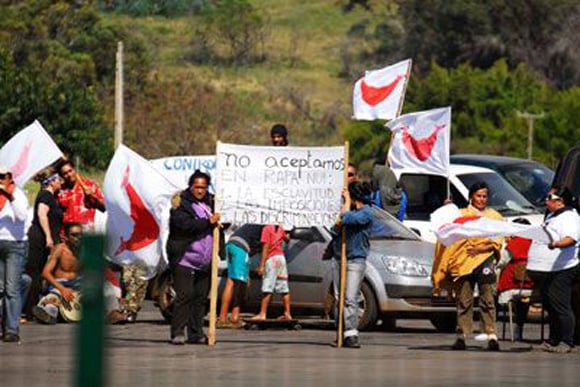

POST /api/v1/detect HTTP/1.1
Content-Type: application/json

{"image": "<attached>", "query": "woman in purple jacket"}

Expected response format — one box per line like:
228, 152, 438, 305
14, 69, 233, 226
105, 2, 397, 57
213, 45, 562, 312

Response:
166, 170, 220, 345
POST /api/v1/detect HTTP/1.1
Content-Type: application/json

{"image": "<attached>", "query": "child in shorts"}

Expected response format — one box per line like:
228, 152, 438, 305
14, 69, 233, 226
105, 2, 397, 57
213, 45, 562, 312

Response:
250, 224, 292, 320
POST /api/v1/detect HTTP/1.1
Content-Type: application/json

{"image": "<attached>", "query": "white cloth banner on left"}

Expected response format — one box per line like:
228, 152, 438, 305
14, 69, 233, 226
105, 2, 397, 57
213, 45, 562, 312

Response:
387, 107, 451, 179
0, 120, 63, 187
104, 145, 181, 278
215, 143, 345, 229
352, 59, 412, 121
431, 204, 552, 246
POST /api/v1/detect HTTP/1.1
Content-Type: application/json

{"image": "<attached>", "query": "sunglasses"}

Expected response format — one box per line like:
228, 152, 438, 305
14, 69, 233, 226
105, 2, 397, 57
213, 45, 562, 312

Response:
69, 232, 83, 237
347, 172, 355, 177
0, 174, 6, 179
545, 193, 562, 201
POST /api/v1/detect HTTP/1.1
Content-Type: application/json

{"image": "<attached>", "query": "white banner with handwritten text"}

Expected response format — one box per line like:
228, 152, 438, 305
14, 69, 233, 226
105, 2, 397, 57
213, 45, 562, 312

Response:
216, 143, 345, 229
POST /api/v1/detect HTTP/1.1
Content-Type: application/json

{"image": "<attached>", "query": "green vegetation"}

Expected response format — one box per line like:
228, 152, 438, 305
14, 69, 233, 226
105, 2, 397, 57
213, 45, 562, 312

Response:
1, 0, 579, 175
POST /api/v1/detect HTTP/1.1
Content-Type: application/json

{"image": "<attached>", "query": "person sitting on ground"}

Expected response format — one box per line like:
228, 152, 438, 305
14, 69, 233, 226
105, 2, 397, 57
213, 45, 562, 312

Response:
217, 224, 264, 328
32, 223, 83, 324
497, 218, 534, 342
32, 222, 125, 324
250, 224, 292, 321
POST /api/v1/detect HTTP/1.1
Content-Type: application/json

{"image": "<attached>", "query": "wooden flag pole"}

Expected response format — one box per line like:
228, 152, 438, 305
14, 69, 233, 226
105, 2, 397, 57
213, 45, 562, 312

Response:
337, 141, 350, 348
208, 226, 220, 346
208, 140, 221, 347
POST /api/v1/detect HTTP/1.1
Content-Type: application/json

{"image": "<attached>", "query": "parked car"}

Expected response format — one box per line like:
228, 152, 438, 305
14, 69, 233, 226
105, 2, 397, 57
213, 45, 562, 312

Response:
398, 164, 544, 242
450, 154, 554, 211
151, 206, 457, 332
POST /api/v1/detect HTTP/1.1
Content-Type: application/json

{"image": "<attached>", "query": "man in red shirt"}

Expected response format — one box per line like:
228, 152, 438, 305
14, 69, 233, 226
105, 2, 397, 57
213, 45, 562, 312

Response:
57, 160, 105, 230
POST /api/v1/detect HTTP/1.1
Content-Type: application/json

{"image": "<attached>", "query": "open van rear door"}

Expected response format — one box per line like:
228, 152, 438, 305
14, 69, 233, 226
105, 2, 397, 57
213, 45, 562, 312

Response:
552, 144, 580, 201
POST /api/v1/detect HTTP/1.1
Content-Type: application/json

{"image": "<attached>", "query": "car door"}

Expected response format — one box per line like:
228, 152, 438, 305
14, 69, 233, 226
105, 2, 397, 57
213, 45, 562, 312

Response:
245, 227, 330, 311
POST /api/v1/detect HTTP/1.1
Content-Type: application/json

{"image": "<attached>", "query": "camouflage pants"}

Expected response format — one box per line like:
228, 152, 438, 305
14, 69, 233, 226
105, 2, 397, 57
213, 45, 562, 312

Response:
121, 265, 148, 314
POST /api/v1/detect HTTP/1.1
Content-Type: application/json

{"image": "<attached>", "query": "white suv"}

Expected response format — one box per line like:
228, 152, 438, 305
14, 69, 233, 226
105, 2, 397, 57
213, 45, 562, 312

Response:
398, 164, 544, 242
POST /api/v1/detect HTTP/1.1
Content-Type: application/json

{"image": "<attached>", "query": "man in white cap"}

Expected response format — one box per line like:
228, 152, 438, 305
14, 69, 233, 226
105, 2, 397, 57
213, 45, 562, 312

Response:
0, 165, 29, 343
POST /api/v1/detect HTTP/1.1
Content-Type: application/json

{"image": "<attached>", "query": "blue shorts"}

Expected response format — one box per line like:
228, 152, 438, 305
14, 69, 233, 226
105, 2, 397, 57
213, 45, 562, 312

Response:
226, 243, 249, 283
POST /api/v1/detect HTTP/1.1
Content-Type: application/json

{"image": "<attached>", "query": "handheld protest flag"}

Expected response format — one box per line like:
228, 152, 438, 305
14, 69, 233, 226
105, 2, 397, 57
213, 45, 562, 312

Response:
352, 59, 412, 121
337, 141, 349, 348
386, 107, 451, 178
103, 145, 180, 277
0, 120, 63, 187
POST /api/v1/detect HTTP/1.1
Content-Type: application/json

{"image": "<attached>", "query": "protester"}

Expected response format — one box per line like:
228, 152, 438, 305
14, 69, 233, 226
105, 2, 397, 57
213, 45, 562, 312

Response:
270, 124, 289, 146
0, 165, 29, 342
331, 181, 373, 348
432, 181, 504, 351
497, 218, 534, 341
23, 169, 64, 320
347, 163, 359, 184
166, 170, 220, 345
32, 223, 83, 324
217, 224, 263, 328
527, 186, 579, 353
250, 224, 292, 321
370, 153, 403, 218
56, 159, 132, 322
57, 159, 105, 230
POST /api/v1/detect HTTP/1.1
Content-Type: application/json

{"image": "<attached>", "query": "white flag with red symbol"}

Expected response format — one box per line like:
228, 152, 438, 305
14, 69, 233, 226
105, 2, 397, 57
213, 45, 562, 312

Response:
104, 145, 180, 277
431, 204, 551, 246
386, 107, 451, 178
352, 59, 412, 120
0, 120, 63, 187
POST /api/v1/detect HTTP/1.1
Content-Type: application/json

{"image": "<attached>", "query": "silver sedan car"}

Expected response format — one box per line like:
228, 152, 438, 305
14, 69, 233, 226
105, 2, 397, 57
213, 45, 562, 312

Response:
235, 206, 456, 331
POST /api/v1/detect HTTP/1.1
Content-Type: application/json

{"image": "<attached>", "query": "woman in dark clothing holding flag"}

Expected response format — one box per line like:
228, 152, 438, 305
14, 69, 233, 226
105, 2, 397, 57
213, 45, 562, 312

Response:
166, 170, 220, 345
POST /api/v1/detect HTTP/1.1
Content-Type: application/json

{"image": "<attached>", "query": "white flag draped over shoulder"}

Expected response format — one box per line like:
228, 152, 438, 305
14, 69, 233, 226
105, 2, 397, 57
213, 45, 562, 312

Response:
0, 120, 63, 187
352, 59, 412, 120
104, 145, 181, 278
431, 204, 552, 246
387, 107, 451, 178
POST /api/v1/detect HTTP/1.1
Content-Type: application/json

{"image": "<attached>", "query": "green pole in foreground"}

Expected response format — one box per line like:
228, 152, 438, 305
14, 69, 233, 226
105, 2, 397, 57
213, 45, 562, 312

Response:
76, 233, 106, 387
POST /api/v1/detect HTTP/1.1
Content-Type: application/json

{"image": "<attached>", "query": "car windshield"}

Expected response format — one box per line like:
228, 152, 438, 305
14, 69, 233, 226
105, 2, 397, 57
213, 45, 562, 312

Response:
369, 206, 420, 240
457, 172, 539, 216
502, 164, 554, 208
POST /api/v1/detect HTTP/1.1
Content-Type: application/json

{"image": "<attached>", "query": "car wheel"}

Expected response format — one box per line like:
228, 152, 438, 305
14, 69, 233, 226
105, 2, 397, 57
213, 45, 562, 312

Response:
430, 313, 457, 333
358, 281, 378, 331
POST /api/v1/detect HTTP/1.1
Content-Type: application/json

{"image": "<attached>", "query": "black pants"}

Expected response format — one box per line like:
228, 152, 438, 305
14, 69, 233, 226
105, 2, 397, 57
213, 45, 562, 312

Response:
23, 230, 50, 319
170, 265, 210, 340
528, 265, 579, 347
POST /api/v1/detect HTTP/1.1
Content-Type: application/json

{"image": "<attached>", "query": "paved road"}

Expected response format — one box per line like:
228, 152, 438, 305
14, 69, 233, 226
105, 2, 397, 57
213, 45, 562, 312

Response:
1, 302, 579, 387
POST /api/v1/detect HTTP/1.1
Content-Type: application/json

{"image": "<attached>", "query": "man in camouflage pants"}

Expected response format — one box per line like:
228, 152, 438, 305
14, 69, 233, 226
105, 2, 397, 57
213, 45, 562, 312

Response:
121, 265, 148, 323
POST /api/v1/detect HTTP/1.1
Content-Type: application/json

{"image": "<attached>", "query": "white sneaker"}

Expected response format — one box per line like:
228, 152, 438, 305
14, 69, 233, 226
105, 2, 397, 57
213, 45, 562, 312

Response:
474, 333, 488, 341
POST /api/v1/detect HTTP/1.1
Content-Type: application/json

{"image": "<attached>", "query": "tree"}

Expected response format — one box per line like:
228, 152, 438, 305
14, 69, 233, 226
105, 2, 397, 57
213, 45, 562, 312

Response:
189, 0, 269, 65
0, 0, 151, 168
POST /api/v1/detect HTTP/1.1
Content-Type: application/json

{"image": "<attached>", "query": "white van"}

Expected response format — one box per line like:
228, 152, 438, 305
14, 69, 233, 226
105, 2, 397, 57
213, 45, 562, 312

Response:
398, 164, 545, 242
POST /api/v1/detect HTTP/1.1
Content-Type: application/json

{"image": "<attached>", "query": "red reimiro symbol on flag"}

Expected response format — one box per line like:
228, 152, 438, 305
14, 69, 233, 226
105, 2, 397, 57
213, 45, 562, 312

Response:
402, 124, 446, 161
114, 166, 160, 256
361, 75, 405, 106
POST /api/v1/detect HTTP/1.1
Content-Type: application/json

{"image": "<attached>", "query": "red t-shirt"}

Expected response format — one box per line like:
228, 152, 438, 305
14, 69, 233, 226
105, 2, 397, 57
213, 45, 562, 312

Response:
261, 224, 287, 259
57, 178, 104, 228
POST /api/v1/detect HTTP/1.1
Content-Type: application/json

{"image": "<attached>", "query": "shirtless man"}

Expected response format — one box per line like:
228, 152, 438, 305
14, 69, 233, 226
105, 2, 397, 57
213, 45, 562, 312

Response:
32, 223, 82, 324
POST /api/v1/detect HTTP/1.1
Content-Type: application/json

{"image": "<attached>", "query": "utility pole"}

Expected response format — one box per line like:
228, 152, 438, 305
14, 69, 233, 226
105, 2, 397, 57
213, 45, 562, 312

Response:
114, 41, 124, 149
517, 111, 544, 160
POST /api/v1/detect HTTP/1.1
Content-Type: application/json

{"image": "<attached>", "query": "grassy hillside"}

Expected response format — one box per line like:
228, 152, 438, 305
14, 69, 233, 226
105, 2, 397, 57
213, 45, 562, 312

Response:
102, 0, 393, 153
